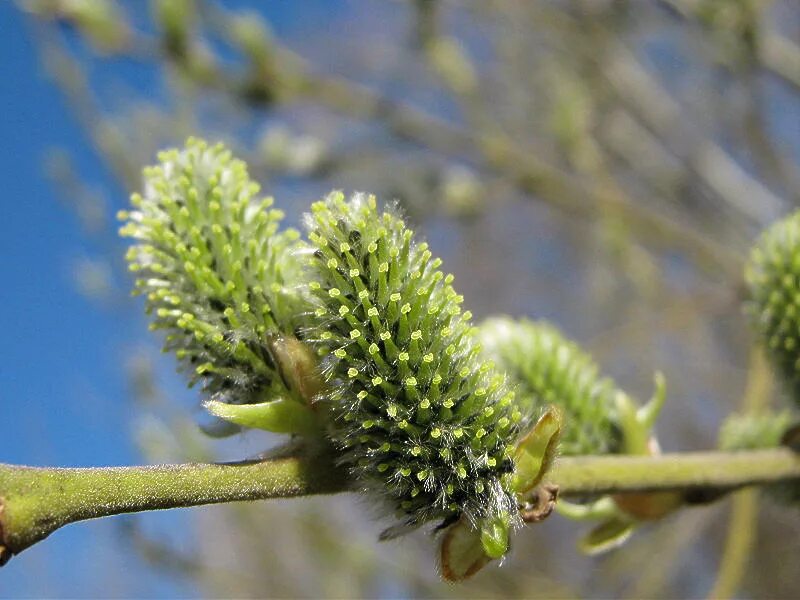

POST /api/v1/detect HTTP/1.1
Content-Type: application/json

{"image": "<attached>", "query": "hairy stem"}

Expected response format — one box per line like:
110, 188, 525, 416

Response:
1, 448, 798, 566
0, 443, 347, 566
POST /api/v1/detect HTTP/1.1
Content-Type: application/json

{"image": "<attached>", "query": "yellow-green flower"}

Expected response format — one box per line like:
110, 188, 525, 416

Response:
304, 192, 525, 537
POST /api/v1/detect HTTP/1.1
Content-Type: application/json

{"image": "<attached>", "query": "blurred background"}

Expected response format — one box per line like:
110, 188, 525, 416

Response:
0, 0, 798, 597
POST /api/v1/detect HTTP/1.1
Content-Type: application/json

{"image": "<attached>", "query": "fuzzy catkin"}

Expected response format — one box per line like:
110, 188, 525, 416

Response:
303, 192, 524, 530
746, 211, 800, 407
120, 138, 304, 404
479, 317, 620, 456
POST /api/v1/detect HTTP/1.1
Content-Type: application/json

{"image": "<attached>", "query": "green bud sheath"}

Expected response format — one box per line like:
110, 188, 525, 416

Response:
479, 317, 619, 456
304, 192, 522, 532
512, 406, 562, 494
120, 138, 305, 408
746, 211, 800, 407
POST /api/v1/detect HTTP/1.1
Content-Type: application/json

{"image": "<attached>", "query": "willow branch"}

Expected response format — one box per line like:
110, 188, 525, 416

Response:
551, 449, 800, 496
1, 448, 798, 567
0, 443, 347, 567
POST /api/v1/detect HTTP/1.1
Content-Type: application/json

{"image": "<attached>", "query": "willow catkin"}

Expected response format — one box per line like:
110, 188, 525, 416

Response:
746, 211, 800, 407
119, 138, 304, 406
479, 317, 620, 456
303, 192, 526, 532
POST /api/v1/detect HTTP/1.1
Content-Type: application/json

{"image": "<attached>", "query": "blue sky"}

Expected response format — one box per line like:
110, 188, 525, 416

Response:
1, 2, 360, 595
0, 3, 191, 596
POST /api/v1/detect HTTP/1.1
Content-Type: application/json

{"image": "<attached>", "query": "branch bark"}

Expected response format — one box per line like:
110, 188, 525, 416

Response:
1, 448, 798, 566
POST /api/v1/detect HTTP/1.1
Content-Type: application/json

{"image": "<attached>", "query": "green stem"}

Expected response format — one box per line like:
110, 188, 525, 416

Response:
1, 448, 798, 566
550, 449, 800, 496
0, 443, 347, 566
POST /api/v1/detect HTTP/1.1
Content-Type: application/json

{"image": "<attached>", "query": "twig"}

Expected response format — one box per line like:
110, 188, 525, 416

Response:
0, 443, 347, 566
1, 448, 798, 566
550, 449, 800, 496
762, 31, 800, 91
291, 64, 743, 278
30, 5, 746, 277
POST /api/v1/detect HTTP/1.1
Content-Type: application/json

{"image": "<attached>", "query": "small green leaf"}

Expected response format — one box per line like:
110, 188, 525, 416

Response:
479, 514, 510, 559
512, 406, 562, 494
204, 398, 318, 436
578, 517, 635, 556
613, 490, 683, 521
440, 518, 492, 582
637, 371, 666, 431
557, 497, 618, 521
616, 372, 668, 455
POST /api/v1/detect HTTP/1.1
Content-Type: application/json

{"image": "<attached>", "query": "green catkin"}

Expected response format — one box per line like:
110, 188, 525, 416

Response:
119, 138, 304, 404
303, 192, 524, 532
719, 410, 800, 506
478, 317, 620, 456
745, 211, 800, 407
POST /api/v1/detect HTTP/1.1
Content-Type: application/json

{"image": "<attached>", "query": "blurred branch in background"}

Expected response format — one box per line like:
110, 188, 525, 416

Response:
13, 0, 800, 597
26, 0, 787, 276
708, 346, 773, 599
